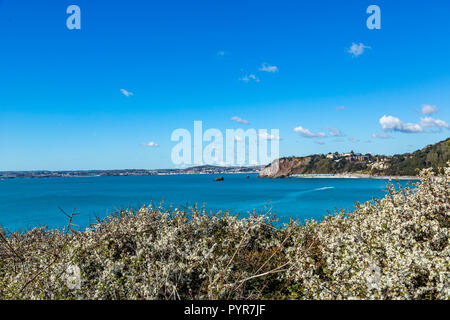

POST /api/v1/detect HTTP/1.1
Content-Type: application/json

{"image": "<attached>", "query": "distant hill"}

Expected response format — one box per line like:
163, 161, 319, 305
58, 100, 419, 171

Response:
259, 138, 450, 178
380, 138, 450, 175
183, 165, 264, 173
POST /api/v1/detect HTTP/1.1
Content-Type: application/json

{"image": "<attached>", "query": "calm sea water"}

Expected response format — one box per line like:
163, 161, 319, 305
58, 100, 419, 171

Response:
0, 174, 417, 231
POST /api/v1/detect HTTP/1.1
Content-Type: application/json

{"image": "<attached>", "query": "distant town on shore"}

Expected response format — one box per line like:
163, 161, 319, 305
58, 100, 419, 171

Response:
0, 165, 264, 180
1, 138, 448, 180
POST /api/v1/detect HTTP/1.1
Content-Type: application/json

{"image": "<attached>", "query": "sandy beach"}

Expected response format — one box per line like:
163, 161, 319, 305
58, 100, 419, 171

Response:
290, 173, 419, 180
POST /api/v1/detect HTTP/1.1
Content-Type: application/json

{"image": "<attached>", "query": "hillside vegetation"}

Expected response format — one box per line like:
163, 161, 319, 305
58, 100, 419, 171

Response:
0, 164, 449, 300
259, 138, 450, 178
382, 138, 450, 175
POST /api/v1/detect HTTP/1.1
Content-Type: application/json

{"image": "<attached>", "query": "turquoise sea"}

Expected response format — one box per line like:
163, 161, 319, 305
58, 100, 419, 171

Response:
0, 174, 417, 231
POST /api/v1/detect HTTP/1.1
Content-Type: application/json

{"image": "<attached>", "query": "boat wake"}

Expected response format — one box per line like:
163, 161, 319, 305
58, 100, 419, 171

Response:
314, 186, 335, 191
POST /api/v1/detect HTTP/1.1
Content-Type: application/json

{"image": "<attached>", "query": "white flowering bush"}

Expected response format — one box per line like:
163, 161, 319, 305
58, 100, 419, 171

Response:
0, 164, 448, 300
286, 164, 449, 300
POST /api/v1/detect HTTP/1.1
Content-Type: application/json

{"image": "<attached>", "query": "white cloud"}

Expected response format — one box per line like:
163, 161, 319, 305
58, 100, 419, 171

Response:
348, 42, 371, 57
239, 74, 260, 83
348, 137, 359, 143
120, 89, 134, 97
420, 117, 449, 129
293, 126, 326, 138
335, 106, 345, 111
234, 136, 244, 142
379, 115, 423, 133
421, 104, 439, 115
314, 140, 325, 145
259, 63, 279, 73
231, 116, 249, 125
217, 50, 230, 58
327, 127, 345, 137
371, 133, 392, 139
379, 115, 449, 133
143, 141, 158, 147
258, 131, 281, 141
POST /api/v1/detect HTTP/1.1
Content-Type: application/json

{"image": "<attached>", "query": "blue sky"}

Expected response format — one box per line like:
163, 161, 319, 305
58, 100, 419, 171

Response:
0, 0, 449, 170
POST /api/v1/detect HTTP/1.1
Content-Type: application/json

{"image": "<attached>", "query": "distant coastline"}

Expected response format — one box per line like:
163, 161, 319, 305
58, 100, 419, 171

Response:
0, 165, 264, 180
259, 138, 449, 179
3, 138, 447, 181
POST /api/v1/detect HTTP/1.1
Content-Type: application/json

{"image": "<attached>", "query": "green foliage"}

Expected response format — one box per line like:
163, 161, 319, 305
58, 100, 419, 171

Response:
384, 138, 450, 175
282, 138, 449, 176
